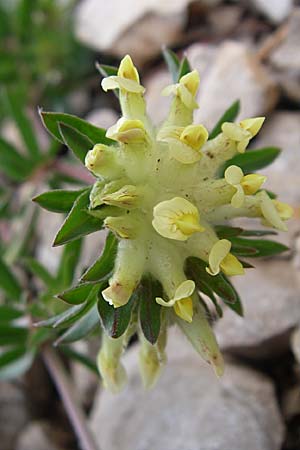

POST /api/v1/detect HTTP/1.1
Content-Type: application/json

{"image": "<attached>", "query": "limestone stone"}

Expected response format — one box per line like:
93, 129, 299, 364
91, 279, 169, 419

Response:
75, 0, 191, 65
195, 41, 279, 131
215, 259, 300, 359
90, 330, 284, 450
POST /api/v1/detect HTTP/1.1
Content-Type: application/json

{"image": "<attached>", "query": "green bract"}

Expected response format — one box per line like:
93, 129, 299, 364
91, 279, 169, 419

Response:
37, 50, 293, 392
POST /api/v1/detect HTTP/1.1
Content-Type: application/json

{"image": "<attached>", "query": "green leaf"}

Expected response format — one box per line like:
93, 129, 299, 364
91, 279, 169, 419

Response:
209, 100, 240, 140
162, 47, 180, 82
33, 188, 87, 213
177, 56, 191, 80
81, 232, 117, 282
0, 348, 34, 380
58, 282, 99, 305
0, 305, 24, 322
39, 110, 113, 146
24, 258, 55, 287
198, 285, 223, 318
4, 87, 40, 159
53, 189, 103, 246
58, 122, 93, 163
215, 225, 243, 239
56, 239, 82, 288
55, 303, 100, 345
230, 237, 289, 258
222, 147, 281, 174
60, 346, 99, 375
0, 325, 28, 345
35, 304, 86, 329
0, 136, 32, 181
240, 229, 277, 237
138, 275, 162, 344
97, 291, 135, 339
0, 256, 22, 300
186, 257, 243, 316
95, 62, 118, 78
221, 276, 243, 316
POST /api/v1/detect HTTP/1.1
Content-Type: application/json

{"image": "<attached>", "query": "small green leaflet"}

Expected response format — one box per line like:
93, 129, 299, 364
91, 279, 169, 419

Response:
95, 62, 118, 78
230, 237, 288, 258
58, 122, 93, 163
209, 100, 240, 140
57, 282, 99, 305
53, 189, 103, 246
222, 147, 281, 174
162, 48, 192, 83
137, 275, 163, 345
97, 290, 135, 339
39, 110, 114, 146
81, 232, 117, 282
0, 136, 32, 182
33, 188, 87, 213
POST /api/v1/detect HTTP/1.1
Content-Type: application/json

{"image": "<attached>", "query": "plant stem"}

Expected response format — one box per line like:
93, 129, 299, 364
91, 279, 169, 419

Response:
43, 346, 100, 450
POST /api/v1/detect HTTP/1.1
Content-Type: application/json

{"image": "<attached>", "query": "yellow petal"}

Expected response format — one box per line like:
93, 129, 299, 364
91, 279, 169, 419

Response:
220, 253, 245, 276
224, 165, 244, 185
106, 118, 146, 143
102, 283, 133, 308
101, 185, 141, 208
101, 76, 144, 93
174, 297, 193, 323
180, 70, 200, 97
180, 124, 208, 150
173, 280, 195, 300
241, 174, 266, 195
240, 117, 265, 137
206, 239, 231, 276
104, 215, 137, 239
152, 197, 204, 241
118, 55, 140, 82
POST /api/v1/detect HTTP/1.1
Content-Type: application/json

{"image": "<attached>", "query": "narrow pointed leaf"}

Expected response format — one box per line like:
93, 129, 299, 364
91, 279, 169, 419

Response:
56, 239, 82, 288
0, 305, 24, 322
230, 237, 289, 258
138, 275, 163, 344
0, 136, 32, 181
162, 47, 180, 82
33, 188, 87, 213
57, 282, 99, 305
95, 62, 118, 78
177, 56, 191, 80
0, 325, 28, 345
24, 258, 55, 287
53, 189, 103, 246
58, 122, 93, 163
97, 291, 135, 339
223, 147, 281, 174
81, 232, 117, 282
39, 111, 113, 146
55, 303, 99, 345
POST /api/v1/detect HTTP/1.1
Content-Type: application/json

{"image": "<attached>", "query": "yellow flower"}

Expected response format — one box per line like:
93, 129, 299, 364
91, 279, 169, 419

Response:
156, 280, 195, 322
158, 124, 208, 164
206, 239, 244, 276
106, 118, 147, 144
222, 117, 265, 153
225, 165, 266, 208
101, 185, 142, 209
101, 55, 145, 94
162, 70, 200, 110
259, 191, 292, 231
97, 334, 127, 393
104, 215, 138, 239
152, 197, 205, 241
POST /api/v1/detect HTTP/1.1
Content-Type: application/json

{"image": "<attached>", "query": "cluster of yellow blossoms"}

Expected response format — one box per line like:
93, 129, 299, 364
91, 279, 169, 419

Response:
84, 55, 292, 392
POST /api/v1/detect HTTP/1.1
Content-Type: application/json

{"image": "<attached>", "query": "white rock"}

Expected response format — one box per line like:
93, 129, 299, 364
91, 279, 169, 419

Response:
90, 330, 284, 450
216, 259, 300, 358
195, 41, 279, 131
16, 422, 58, 450
75, 0, 190, 64
250, 0, 293, 24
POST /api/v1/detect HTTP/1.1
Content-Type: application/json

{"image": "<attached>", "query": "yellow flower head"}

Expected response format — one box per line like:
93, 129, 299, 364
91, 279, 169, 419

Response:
158, 124, 208, 164
101, 185, 142, 209
101, 55, 145, 94
222, 117, 265, 153
162, 70, 200, 110
206, 239, 245, 276
225, 165, 266, 208
152, 197, 205, 241
106, 118, 147, 144
156, 280, 195, 323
